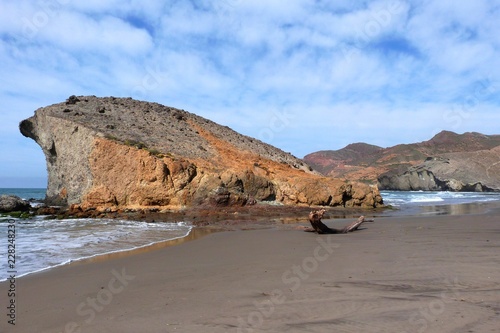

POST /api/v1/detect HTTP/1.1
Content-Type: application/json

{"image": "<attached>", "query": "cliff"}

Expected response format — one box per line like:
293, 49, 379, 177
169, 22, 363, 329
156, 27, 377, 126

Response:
304, 131, 500, 192
20, 96, 383, 210
378, 147, 500, 192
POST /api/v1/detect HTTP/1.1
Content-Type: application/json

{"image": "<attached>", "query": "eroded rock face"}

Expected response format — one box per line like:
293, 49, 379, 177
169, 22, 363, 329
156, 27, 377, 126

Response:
378, 150, 500, 192
305, 131, 500, 191
20, 96, 383, 210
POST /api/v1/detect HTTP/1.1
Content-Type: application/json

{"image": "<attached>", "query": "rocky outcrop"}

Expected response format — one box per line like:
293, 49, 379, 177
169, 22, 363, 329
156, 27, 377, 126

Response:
378, 147, 500, 192
0, 195, 31, 212
20, 96, 383, 210
305, 131, 500, 191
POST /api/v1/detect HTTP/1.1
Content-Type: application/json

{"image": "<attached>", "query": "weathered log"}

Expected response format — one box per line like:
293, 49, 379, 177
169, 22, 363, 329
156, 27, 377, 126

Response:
306, 210, 374, 234
307, 209, 340, 234
341, 216, 372, 233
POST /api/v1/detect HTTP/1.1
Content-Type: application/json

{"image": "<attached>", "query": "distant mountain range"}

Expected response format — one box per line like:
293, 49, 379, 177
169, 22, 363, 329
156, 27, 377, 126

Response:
304, 131, 500, 192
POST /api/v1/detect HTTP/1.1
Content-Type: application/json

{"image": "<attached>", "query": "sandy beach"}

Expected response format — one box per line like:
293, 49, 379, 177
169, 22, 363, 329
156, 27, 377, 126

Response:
1, 205, 499, 333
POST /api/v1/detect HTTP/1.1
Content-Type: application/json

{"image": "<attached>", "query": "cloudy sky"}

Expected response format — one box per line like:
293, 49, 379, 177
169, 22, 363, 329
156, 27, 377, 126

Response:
1, 0, 499, 187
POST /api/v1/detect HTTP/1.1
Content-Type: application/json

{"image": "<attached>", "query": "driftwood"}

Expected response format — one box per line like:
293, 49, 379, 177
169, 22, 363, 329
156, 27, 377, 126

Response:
305, 209, 374, 234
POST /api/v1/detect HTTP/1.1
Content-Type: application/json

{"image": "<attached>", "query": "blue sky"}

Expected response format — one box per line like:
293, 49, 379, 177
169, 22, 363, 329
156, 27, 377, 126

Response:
1, 0, 499, 188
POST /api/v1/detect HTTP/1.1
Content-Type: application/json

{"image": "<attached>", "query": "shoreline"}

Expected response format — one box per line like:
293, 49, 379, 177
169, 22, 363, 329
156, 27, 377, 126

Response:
0, 202, 500, 333
377, 199, 500, 217
54, 226, 221, 273
0, 224, 213, 283
2, 200, 500, 281
1, 201, 500, 332
1, 205, 375, 282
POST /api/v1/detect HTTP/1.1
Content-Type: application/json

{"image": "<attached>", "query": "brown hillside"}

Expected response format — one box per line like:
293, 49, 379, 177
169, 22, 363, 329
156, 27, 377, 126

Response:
304, 131, 500, 189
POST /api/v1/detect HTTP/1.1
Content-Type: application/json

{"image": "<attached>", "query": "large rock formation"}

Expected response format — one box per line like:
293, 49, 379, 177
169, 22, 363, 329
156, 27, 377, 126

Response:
20, 96, 383, 210
304, 131, 500, 192
378, 147, 500, 192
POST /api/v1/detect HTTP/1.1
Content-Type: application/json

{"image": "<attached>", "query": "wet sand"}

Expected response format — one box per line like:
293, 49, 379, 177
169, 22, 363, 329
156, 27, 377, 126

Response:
1, 204, 499, 333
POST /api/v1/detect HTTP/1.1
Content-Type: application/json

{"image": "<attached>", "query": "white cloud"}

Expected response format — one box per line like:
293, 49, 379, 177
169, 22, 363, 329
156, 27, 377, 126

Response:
32, 14, 152, 55
0, 0, 499, 184
406, 0, 499, 75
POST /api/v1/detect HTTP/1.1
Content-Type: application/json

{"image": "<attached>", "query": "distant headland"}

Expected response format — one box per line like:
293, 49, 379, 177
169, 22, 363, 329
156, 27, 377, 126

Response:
305, 131, 500, 192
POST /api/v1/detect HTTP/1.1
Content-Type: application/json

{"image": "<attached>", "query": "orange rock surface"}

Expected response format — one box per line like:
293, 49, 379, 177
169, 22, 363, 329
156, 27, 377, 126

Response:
20, 96, 383, 211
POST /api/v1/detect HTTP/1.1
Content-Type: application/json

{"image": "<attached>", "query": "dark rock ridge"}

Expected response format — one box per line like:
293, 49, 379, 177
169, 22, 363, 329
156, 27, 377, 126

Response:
304, 131, 500, 192
20, 96, 383, 210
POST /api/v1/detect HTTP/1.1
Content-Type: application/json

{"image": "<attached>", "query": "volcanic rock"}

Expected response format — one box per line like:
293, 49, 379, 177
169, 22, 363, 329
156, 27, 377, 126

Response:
20, 96, 383, 210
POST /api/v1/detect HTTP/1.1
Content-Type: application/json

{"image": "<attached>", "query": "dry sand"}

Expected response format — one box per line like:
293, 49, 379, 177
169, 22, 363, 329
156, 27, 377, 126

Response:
1, 205, 499, 333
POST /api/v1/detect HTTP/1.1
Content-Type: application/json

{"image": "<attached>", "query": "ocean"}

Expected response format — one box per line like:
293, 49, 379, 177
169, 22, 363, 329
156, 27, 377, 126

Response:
380, 190, 500, 216
380, 190, 500, 207
2, 188, 500, 280
0, 188, 191, 281
0, 188, 46, 201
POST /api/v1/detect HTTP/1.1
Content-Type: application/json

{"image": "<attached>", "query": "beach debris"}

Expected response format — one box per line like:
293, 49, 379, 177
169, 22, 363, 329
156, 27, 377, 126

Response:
304, 209, 374, 234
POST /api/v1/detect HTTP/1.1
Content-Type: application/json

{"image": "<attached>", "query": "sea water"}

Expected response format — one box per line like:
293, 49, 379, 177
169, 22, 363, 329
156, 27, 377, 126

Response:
0, 188, 192, 280
0, 188, 46, 201
380, 190, 500, 207
380, 190, 500, 216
